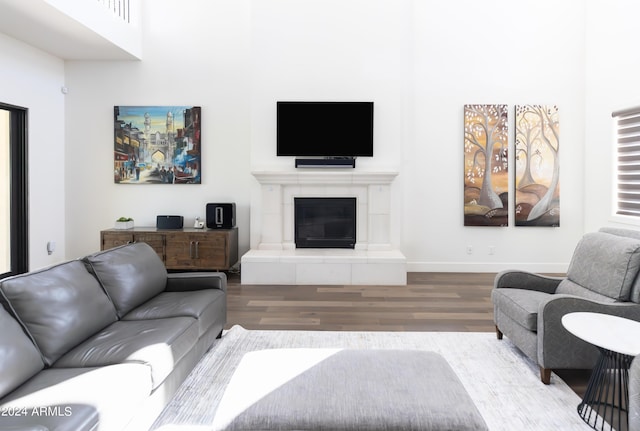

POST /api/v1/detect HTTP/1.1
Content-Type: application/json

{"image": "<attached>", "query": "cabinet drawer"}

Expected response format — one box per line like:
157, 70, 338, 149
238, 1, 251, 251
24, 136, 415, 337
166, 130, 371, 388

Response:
101, 232, 134, 250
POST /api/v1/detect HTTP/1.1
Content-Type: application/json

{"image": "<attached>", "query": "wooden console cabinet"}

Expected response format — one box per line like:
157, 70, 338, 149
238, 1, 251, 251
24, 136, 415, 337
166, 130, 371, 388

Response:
100, 227, 238, 271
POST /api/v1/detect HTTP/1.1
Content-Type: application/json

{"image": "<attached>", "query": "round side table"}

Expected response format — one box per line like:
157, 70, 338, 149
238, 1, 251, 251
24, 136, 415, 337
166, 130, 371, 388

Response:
562, 312, 640, 431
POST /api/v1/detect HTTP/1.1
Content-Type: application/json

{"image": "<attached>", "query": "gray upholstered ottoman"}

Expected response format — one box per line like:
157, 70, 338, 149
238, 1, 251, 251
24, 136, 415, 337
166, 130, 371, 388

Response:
212, 348, 488, 431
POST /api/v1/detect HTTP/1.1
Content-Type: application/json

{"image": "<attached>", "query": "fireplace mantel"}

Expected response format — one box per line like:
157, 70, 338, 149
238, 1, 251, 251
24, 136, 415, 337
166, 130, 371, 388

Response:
252, 170, 399, 186
252, 170, 398, 251
241, 169, 406, 285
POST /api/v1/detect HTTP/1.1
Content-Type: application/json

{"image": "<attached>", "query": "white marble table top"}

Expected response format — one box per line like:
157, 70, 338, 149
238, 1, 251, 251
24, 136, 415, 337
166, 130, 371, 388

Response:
562, 312, 640, 357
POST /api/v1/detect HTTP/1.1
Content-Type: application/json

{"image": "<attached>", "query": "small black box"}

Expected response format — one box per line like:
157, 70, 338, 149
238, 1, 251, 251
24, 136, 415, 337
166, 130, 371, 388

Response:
206, 203, 236, 229
156, 215, 183, 229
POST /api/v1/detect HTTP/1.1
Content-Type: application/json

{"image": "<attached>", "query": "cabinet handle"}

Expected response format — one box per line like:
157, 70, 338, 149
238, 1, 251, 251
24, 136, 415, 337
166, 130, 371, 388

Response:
195, 241, 200, 259
189, 241, 194, 259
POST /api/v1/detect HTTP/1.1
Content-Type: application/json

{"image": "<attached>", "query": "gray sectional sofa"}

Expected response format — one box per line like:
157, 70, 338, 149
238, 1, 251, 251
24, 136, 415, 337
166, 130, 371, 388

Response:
0, 242, 227, 431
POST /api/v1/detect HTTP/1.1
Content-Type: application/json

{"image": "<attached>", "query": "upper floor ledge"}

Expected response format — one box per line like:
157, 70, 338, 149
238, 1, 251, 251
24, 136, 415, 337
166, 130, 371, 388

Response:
0, 0, 142, 60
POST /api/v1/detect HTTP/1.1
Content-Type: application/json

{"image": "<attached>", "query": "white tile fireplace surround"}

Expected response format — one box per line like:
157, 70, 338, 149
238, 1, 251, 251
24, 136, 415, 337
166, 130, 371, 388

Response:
241, 170, 407, 285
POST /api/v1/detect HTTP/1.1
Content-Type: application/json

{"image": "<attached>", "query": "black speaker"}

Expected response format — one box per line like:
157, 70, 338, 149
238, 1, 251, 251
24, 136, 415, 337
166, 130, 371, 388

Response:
206, 203, 236, 229
156, 215, 183, 229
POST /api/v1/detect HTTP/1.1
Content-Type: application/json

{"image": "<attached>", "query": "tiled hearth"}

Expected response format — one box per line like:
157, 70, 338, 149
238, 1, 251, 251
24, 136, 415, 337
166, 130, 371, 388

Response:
241, 170, 407, 285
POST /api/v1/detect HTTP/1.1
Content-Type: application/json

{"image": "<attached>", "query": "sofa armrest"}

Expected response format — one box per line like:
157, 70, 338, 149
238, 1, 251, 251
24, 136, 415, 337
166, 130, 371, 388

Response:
494, 270, 564, 294
165, 272, 227, 293
537, 295, 640, 368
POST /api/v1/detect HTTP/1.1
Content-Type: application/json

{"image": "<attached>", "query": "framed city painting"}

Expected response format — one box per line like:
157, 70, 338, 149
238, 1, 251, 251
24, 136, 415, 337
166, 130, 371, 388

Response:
514, 105, 559, 226
463, 104, 509, 226
114, 106, 201, 184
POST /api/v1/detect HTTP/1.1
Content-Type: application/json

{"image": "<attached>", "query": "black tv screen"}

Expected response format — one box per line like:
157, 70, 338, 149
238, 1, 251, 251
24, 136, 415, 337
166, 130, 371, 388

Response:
277, 101, 374, 157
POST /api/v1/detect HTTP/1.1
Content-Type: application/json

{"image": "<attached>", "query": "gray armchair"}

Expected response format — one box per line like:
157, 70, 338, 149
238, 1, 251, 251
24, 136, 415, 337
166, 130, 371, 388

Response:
492, 227, 640, 384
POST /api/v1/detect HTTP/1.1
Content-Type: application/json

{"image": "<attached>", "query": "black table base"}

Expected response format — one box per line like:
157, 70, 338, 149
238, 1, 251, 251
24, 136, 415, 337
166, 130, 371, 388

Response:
578, 348, 633, 431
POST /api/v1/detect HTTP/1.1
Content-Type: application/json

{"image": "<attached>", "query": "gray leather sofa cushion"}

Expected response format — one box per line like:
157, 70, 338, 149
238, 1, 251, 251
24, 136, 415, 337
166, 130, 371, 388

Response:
0, 364, 151, 431
0, 426, 49, 430
0, 404, 98, 431
0, 306, 44, 399
491, 288, 551, 331
559, 232, 640, 301
54, 317, 199, 389
124, 289, 226, 336
85, 242, 168, 318
0, 260, 118, 366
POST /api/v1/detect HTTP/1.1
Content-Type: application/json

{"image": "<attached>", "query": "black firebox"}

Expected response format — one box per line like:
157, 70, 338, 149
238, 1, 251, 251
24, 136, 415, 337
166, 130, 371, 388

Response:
294, 197, 356, 249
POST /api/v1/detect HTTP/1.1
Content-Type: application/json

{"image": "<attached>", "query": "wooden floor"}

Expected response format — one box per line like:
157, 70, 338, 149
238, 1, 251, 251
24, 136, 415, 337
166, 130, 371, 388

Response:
225, 271, 589, 397
226, 272, 496, 332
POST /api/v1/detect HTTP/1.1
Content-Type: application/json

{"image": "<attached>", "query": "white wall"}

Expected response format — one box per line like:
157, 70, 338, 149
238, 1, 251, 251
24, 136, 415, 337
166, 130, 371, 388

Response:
584, 0, 640, 232
30, 0, 594, 272
249, 0, 410, 171
247, 0, 586, 272
64, 0, 252, 259
247, 0, 411, 253
406, 0, 586, 271
0, 33, 66, 270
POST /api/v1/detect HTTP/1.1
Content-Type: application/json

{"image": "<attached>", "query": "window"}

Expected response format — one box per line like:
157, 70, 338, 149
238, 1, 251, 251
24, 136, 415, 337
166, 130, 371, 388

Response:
0, 103, 28, 279
613, 107, 640, 218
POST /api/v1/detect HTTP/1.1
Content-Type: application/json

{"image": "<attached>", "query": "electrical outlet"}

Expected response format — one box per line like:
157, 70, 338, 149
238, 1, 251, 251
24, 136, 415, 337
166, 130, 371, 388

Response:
488, 246, 495, 255
466, 245, 473, 255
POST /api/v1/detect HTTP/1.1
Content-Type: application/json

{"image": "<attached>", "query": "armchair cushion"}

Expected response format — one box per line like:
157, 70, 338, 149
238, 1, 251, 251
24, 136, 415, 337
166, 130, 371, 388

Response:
600, 227, 640, 303
555, 279, 616, 303
491, 289, 551, 331
558, 232, 640, 301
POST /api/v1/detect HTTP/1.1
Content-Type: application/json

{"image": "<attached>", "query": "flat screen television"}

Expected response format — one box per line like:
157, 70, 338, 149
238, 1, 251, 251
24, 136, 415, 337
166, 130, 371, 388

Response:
277, 101, 374, 157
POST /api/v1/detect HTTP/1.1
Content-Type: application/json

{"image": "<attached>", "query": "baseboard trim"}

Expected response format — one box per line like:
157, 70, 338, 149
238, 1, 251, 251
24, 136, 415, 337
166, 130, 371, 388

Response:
407, 261, 568, 274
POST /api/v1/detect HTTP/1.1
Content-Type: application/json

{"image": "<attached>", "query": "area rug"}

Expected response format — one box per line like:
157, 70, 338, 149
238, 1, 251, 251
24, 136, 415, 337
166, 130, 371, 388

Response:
150, 325, 591, 431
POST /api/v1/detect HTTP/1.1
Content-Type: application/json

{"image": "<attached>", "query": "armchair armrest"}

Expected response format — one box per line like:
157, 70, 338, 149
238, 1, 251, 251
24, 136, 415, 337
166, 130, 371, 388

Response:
165, 272, 227, 293
537, 295, 640, 369
494, 270, 564, 294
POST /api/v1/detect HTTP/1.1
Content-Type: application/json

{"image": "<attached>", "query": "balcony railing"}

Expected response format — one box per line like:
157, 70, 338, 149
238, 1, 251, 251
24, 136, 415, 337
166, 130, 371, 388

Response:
97, 0, 130, 23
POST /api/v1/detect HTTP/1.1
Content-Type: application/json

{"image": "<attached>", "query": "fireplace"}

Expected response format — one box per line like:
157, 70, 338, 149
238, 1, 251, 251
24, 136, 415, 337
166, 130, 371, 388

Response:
241, 170, 406, 285
295, 197, 356, 249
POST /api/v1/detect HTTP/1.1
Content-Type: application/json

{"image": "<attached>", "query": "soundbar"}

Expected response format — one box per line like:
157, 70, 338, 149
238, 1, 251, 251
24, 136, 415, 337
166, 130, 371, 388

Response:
295, 158, 356, 168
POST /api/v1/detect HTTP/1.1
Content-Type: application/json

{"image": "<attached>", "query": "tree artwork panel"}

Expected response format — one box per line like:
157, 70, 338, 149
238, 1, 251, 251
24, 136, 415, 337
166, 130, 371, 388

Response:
113, 106, 201, 184
464, 104, 509, 226
514, 105, 559, 226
